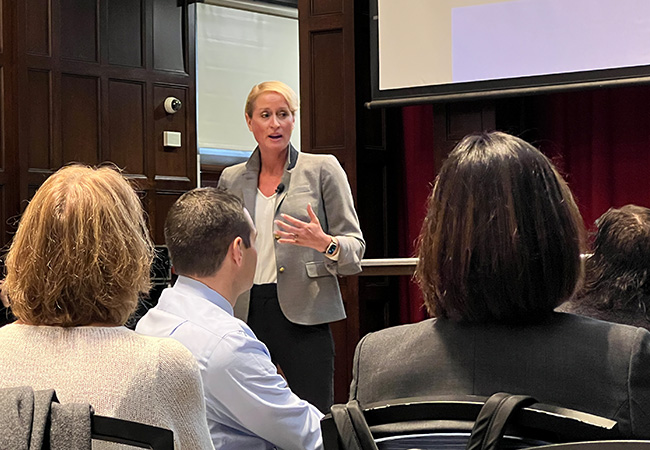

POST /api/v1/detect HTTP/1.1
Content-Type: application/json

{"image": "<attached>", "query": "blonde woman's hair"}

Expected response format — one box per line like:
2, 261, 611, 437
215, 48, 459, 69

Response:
4, 164, 154, 327
245, 81, 299, 118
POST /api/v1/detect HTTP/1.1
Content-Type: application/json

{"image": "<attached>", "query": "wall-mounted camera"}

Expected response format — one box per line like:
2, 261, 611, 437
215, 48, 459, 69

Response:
164, 97, 182, 114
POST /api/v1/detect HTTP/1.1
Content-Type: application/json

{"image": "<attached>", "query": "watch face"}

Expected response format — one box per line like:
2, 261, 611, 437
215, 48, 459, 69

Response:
326, 242, 337, 255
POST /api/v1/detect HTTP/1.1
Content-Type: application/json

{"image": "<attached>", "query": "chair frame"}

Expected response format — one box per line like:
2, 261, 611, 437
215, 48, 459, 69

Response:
91, 415, 174, 450
322, 395, 619, 450
530, 441, 650, 449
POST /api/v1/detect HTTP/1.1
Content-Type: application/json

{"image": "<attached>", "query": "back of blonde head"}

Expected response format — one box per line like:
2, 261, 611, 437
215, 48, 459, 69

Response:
4, 165, 154, 327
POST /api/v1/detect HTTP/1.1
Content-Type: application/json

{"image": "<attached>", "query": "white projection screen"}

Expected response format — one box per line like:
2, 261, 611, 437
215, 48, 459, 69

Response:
369, 0, 650, 107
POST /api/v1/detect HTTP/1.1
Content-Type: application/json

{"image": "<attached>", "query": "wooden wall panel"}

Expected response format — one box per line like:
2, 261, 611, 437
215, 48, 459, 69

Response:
9, 0, 196, 253
107, 80, 145, 173
26, 0, 50, 56
311, 0, 342, 15
27, 69, 51, 169
300, 0, 358, 404
0, 185, 6, 243
153, 1, 184, 73
107, 0, 143, 67
1, 0, 18, 250
152, 191, 183, 243
0, 0, 3, 186
27, 184, 41, 203
0, 0, 3, 53
446, 102, 495, 140
0, 68, 4, 164
61, 74, 99, 164
356, 109, 402, 335
61, 0, 97, 62
0, 1, 4, 63
153, 84, 189, 179
352, 0, 403, 363
433, 102, 495, 170
311, 31, 345, 150
200, 164, 225, 188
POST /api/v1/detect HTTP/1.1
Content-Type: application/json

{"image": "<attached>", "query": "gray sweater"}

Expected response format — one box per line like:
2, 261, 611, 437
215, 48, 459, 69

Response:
0, 324, 214, 449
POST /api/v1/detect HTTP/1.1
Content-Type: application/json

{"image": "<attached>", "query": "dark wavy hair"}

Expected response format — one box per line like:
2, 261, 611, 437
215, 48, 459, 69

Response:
580, 205, 650, 319
416, 131, 585, 323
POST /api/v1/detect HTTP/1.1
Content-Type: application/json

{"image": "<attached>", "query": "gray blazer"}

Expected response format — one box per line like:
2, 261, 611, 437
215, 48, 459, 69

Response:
350, 313, 650, 439
218, 145, 365, 325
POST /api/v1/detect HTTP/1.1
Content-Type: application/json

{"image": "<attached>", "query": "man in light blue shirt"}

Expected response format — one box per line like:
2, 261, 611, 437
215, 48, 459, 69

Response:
136, 188, 323, 450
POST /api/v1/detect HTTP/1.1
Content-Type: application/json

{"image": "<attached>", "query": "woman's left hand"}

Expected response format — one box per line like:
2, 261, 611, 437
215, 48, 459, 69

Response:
275, 204, 331, 252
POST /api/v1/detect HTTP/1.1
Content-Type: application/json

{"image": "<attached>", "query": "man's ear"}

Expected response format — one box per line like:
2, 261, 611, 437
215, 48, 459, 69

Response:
231, 236, 244, 266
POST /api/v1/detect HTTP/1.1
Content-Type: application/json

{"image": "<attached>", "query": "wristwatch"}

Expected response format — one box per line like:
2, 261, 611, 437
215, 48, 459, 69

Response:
324, 239, 338, 256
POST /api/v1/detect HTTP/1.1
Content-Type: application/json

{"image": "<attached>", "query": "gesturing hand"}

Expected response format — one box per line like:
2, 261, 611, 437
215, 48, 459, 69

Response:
275, 204, 331, 252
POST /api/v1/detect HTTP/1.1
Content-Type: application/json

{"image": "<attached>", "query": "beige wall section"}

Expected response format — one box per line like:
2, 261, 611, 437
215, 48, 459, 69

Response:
378, 0, 514, 90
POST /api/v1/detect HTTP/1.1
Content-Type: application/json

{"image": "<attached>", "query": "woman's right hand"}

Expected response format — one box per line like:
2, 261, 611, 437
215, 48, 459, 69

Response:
275, 204, 332, 252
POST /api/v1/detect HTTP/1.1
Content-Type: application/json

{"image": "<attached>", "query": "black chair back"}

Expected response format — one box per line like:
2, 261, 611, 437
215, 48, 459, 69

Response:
322, 395, 619, 450
92, 415, 174, 450
529, 442, 650, 449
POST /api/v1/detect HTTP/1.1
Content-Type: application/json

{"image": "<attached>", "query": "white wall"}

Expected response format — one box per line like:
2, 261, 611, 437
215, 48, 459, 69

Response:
196, 3, 300, 161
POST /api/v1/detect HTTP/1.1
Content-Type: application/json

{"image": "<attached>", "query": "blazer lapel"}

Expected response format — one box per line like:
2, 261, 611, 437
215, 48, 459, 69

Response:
241, 171, 257, 221
242, 148, 261, 221
275, 144, 299, 215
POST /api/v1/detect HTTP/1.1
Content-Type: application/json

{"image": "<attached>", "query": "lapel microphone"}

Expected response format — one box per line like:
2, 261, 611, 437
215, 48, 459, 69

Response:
275, 183, 285, 194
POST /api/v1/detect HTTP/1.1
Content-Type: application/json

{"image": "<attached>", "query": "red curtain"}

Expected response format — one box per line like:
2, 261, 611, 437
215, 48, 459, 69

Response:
398, 86, 650, 325
537, 86, 650, 228
398, 105, 435, 324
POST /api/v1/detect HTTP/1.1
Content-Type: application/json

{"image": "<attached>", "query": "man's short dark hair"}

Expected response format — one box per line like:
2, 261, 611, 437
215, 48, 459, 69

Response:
165, 188, 252, 278
416, 131, 585, 323
582, 204, 650, 316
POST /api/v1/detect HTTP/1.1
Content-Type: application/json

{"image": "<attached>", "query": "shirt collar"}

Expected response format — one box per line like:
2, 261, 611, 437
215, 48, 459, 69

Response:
172, 275, 234, 316
245, 143, 299, 173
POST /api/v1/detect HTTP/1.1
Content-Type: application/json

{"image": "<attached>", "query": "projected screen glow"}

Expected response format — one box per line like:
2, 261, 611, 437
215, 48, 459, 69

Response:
373, 0, 650, 104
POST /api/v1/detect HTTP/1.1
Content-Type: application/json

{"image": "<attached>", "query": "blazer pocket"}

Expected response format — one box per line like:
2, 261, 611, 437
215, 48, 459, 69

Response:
305, 261, 332, 278
290, 185, 312, 194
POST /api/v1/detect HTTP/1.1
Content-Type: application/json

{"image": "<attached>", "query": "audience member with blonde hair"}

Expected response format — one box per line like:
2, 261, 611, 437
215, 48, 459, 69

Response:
0, 164, 214, 449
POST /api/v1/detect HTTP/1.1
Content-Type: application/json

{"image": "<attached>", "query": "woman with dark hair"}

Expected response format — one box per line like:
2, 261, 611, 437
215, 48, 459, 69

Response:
558, 204, 650, 329
349, 131, 650, 438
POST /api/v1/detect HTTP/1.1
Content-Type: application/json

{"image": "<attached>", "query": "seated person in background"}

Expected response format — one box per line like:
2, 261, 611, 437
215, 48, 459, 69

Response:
349, 131, 650, 438
136, 188, 323, 450
0, 165, 214, 449
557, 205, 650, 330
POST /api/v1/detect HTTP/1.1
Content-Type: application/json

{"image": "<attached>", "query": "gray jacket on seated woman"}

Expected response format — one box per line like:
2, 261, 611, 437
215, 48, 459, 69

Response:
349, 131, 650, 439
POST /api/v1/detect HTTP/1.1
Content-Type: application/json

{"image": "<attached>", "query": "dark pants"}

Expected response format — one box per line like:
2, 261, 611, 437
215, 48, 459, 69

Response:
248, 284, 334, 414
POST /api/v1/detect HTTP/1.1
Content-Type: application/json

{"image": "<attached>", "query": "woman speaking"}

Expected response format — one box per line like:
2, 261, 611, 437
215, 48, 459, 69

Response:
218, 81, 365, 412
